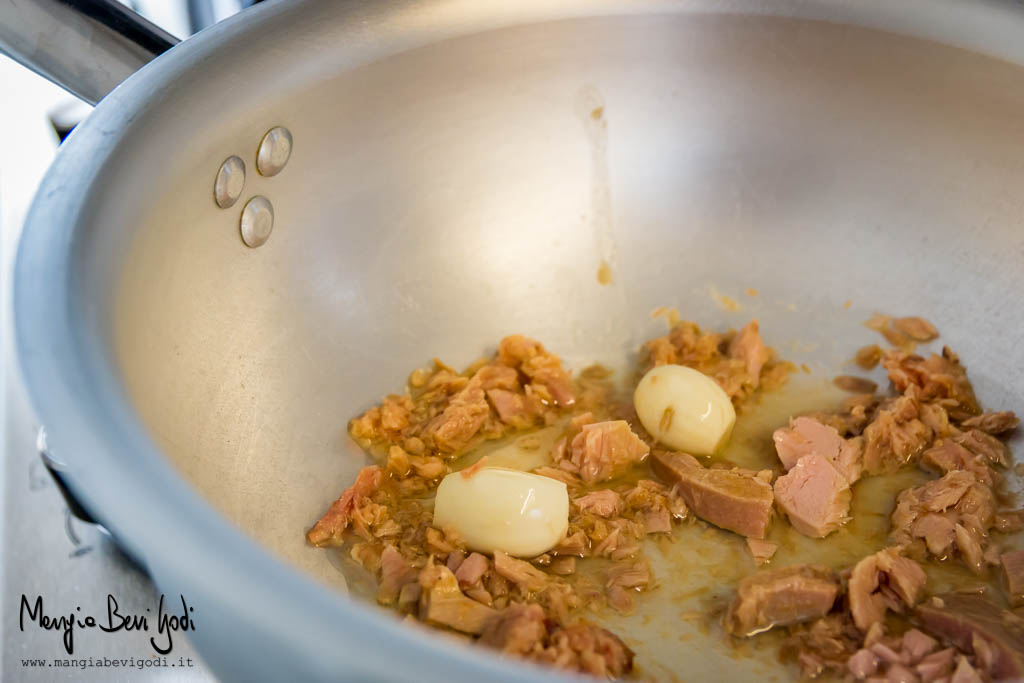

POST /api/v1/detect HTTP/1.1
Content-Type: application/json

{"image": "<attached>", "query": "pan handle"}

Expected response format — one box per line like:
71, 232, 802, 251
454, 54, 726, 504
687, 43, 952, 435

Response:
0, 0, 180, 105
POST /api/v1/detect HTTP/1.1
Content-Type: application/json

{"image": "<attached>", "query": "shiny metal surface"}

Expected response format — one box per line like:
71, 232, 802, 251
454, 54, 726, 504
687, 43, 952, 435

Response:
214, 154, 246, 208
255, 125, 292, 177
239, 194, 273, 247
0, 0, 179, 105
12, 1, 1024, 681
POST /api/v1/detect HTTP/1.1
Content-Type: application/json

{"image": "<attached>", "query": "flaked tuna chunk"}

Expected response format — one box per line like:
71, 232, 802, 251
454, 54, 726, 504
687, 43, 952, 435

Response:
856, 344, 884, 370
482, 604, 634, 676
912, 514, 957, 557
774, 455, 852, 538
953, 429, 1009, 468
746, 538, 779, 566
642, 508, 672, 534
493, 551, 549, 592
903, 629, 939, 662
377, 545, 418, 605
863, 392, 933, 474
890, 470, 996, 573
954, 523, 985, 573
486, 388, 533, 428
605, 562, 650, 614
916, 648, 956, 682
848, 547, 927, 631
569, 421, 650, 484
418, 564, 497, 634
920, 440, 997, 488
573, 489, 623, 517
728, 320, 771, 388
959, 410, 1019, 435
349, 394, 416, 445
773, 416, 864, 483
917, 594, 1024, 681
951, 656, 983, 683
847, 648, 880, 679
725, 564, 839, 636
307, 466, 383, 545
1002, 549, 1024, 607
919, 401, 956, 438
893, 316, 939, 342
423, 380, 490, 453
497, 335, 575, 406
782, 613, 863, 678
996, 509, 1024, 534
479, 603, 546, 656
454, 552, 490, 587
882, 347, 980, 417
652, 450, 774, 539
539, 623, 634, 677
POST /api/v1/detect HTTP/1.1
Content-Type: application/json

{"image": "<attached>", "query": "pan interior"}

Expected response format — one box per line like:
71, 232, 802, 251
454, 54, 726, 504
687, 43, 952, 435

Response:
109, 12, 1024, 678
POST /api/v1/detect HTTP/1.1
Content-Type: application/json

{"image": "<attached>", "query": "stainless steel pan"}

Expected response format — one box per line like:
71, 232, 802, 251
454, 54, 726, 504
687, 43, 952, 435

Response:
8, 0, 1024, 680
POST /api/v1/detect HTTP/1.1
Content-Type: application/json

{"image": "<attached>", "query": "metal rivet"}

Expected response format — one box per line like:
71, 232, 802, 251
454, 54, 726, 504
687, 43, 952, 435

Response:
256, 126, 292, 177
239, 196, 274, 248
214, 155, 246, 208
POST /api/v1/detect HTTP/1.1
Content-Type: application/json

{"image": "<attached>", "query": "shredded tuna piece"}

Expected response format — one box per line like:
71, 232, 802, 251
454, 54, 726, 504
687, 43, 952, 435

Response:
834, 376, 879, 394
847, 648, 880, 679
893, 317, 939, 342
378, 545, 418, 605
486, 388, 533, 427
729, 320, 772, 389
951, 656, 983, 683
422, 380, 491, 453
995, 509, 1024, 534
916, 648, 956, 682
419, 564, 498, 634
569, 421, 650, 484
848, 547, 926, 631
537, 623, 634, 677
493, 551, 549, 592
903, 629, 938, 663
642, 508, 672, 534
643, 318, 789, 404
549, 556, 576, 576
607, 562, 650, 591
882, 347, 980, 417
920, 439, 998, 489
455, 552, 490, 587
726, 565, 839, 636
891, 470, 997, 574
863, 391, 933, 474
782, 613, 863, 678
746, 538, 779, 566
533, 466, 583, 489
959, 410, 1019, 435
1001, 550, 1024, 607
307, 466, 383, 546
855, 344, 884, 370
573, 489, 624, 517
953, 429, 1009, 468
498, 335, 575, 406
479, 603, 547, 655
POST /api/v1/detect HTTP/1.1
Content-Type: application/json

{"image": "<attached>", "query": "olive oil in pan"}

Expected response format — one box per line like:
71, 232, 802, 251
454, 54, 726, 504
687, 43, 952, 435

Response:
327, 370, 1023, 681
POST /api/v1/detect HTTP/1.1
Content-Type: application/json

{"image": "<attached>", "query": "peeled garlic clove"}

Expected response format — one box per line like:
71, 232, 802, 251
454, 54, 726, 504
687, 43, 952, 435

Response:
634, 364, 736, 456
433, 467, 568, 557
